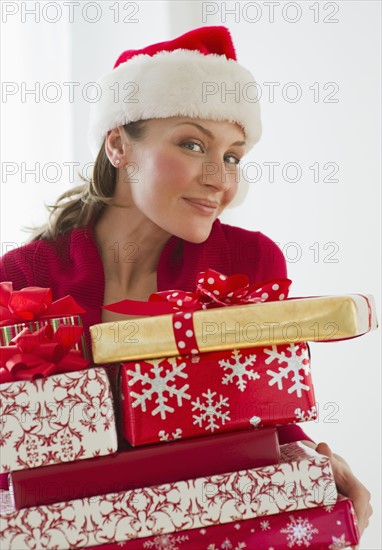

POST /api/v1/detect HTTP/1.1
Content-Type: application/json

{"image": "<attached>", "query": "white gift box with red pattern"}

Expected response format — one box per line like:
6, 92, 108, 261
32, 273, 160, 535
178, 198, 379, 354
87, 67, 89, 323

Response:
0, 367, 118, 474
0, 443, 337, 549
85, 495, 359, 550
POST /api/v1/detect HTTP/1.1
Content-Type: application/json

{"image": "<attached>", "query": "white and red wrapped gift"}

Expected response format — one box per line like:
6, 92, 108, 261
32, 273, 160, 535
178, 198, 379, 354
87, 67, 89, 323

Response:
0, 442, 337, 549
0, 284, 118, 474
87, 495, 359, 550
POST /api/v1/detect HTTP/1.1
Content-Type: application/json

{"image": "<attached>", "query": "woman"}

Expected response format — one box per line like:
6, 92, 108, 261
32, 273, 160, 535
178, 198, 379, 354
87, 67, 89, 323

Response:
0, 26, 372, 539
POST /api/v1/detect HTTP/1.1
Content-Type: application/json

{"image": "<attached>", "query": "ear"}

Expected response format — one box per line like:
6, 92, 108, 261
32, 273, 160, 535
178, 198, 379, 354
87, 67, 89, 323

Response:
104, 126, 131, 164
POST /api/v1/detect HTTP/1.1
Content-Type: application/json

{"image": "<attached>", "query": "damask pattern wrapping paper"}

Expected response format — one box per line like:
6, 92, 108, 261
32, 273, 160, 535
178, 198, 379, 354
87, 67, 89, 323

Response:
0, 443, 337, 549
87, 496, 359, 550
0, 367, 118, 473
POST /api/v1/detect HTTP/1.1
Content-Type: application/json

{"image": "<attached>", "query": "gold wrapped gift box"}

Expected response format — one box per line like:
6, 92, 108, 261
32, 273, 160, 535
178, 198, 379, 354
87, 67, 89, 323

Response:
90, 294, 377, 364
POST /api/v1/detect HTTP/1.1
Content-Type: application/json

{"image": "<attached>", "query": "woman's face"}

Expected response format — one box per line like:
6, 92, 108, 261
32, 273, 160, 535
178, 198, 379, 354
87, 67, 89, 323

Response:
115, 117, 246, 243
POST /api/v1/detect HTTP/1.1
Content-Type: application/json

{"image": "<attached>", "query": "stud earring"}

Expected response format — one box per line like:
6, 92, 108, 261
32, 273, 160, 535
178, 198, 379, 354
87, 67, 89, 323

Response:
115, 159, 121, 166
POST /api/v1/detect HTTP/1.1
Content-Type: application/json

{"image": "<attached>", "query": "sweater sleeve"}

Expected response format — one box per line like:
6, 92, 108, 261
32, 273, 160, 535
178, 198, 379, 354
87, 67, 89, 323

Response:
255, 232, 287, 280
220, 223, 287, 282
0, 243, 37, 287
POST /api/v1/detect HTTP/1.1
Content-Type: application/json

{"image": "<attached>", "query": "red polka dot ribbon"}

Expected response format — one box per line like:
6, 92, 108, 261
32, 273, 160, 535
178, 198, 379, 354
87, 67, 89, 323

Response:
156, 270, 291, 354
151, 270, 291, 311
103, 270, 292, 356
172, 311, 200, 355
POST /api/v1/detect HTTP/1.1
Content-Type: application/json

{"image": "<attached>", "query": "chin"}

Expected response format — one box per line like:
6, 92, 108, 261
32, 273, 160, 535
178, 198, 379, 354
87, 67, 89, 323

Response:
176, 225, 213, 244
185, 235, 210, 244
186, 232, 213, 244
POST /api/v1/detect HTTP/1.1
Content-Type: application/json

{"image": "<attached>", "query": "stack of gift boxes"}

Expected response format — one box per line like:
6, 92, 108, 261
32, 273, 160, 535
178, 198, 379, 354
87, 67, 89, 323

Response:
0, 272, 377, 549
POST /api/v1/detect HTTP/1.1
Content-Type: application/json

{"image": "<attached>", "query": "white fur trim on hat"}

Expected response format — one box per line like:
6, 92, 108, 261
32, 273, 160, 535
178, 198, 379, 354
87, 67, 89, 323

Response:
88, 49, 261, 158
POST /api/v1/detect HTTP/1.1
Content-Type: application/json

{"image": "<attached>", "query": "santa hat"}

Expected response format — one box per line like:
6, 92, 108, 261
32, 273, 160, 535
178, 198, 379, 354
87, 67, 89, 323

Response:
88, 26, 261, 158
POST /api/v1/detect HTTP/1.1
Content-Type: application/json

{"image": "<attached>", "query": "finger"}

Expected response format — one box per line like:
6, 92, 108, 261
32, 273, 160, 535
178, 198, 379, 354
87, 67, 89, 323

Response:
348, 486, 372, 536
356, 501, 372, 535
315, 441, 333, 459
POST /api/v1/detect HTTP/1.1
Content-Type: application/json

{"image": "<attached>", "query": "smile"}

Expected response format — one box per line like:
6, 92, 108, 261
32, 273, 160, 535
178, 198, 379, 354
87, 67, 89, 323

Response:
183, 198, 218, 215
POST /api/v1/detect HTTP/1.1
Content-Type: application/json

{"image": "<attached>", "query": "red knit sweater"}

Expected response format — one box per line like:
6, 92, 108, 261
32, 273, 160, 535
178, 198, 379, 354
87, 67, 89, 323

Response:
0, 219, 311, 449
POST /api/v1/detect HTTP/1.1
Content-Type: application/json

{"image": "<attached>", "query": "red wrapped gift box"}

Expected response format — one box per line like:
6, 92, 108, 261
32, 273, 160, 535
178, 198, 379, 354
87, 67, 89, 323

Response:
87, 496, 359, 550
9, 427, 280, 509
121, 342, 317, 446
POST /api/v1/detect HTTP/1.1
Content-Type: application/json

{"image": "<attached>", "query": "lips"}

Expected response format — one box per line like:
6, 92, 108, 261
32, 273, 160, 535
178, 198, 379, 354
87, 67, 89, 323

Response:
183, 197, 219, 215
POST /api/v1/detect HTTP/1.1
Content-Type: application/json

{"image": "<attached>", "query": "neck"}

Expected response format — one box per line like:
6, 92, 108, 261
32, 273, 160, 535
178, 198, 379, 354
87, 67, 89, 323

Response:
94, 204, 171, 290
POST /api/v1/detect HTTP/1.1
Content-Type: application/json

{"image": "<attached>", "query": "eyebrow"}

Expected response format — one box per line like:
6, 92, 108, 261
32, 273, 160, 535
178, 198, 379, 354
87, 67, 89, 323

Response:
174, 121, 246, 147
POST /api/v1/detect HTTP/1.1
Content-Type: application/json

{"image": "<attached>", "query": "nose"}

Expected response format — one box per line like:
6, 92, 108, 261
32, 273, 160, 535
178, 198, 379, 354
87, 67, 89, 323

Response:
200, 160, 237, 191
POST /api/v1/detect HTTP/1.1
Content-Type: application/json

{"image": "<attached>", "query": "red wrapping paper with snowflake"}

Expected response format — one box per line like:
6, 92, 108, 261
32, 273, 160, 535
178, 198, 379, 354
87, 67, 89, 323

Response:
86, 496, 359, 550
0, 443, 337, 549
121, 341, 317, 446
0, 367, 118, 474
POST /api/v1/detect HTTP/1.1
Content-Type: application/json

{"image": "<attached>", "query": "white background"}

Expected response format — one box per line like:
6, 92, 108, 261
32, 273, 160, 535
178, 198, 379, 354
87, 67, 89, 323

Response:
1, 1, 381, 548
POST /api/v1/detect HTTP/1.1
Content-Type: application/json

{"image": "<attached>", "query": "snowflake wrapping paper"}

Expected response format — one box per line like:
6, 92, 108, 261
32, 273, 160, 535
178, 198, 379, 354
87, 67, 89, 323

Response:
86, 496, 359, 550
90, 294, 377, 363
0, 367, 118, 474
0, 442, 337, 549
10, 428, 279, 509
120, 342, 317, 446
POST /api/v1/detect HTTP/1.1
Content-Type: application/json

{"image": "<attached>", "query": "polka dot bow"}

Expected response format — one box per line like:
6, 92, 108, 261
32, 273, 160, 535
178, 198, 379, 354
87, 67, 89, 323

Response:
103, 270, 291, 317
149, 269, 291, 311
148, 270, 292, 356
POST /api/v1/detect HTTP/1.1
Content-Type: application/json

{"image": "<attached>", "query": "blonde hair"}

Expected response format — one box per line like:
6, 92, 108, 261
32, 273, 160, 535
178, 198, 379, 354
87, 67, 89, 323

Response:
30, 121, 147, 241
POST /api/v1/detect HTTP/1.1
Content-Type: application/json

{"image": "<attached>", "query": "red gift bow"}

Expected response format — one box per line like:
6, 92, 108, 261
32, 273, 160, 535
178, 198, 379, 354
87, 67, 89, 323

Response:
0, 324, 89, 384
103, 269, 292, 316
0, 282, 85, 326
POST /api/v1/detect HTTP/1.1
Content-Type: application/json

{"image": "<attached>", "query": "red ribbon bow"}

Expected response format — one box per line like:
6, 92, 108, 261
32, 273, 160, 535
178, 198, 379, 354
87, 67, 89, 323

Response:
103, 269, 291, 316
0, 282, 85, 326
0, 324, 89, 384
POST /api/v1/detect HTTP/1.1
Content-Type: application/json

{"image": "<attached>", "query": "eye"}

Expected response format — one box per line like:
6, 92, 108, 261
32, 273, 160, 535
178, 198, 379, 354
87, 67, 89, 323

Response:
224, 154, 241, 165
181, 141, 204, 153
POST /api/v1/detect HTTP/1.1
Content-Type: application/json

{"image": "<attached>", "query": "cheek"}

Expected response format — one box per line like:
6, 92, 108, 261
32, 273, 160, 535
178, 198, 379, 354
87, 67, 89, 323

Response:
147, 151, 196, 191
224, 176, 240, 204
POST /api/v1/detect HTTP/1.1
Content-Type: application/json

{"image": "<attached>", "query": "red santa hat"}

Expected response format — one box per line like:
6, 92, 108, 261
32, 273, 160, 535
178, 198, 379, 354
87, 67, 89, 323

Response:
88, 26, 262, 158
